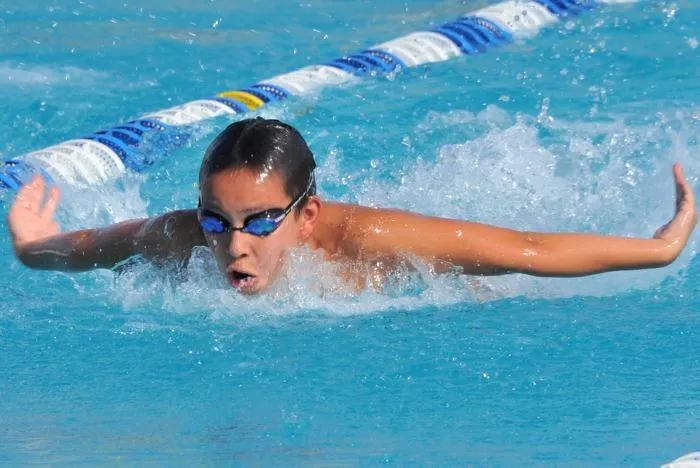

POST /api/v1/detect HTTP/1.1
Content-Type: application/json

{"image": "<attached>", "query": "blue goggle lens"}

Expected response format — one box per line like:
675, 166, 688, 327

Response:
200, 216, 227, 234
242, 217, 280, 236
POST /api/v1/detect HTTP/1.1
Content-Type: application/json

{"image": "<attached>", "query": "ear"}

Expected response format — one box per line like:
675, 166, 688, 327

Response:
297, 195, 321, 241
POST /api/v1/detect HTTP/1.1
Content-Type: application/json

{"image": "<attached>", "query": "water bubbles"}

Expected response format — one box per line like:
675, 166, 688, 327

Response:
537, 97, 554, 125
662, 3, 678, 22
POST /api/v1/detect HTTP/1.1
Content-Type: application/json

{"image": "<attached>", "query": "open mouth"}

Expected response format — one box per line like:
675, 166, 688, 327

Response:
227, 269, 257, 291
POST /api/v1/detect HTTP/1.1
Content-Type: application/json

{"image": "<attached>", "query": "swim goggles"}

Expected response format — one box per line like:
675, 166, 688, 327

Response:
197, 175, 314, 237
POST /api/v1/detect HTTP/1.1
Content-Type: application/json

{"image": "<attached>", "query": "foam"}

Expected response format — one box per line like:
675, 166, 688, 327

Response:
351, 105, 698, 298
105, 244, 483, 322
13, 84, 685, 319
55, 174, 150, 231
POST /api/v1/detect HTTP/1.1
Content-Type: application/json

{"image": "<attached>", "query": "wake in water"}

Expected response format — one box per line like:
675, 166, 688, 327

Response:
108, 244, 491, 320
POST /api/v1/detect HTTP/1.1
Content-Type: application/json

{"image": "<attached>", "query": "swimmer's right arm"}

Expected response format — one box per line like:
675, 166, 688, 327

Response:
7, 175, 204, 271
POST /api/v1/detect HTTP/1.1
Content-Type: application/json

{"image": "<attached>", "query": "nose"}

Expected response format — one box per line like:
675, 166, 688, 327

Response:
227, 230, 251, 259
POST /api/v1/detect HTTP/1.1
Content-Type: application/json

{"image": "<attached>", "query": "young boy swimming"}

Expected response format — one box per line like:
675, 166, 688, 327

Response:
7, 118, 698, 294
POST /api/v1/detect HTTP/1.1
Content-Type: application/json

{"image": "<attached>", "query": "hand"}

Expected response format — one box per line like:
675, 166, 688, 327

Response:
7, 175, 61, 254
653, 163, 698, 257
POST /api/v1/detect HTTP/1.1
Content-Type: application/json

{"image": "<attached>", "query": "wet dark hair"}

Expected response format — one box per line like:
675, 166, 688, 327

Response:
199, 118, 317, 212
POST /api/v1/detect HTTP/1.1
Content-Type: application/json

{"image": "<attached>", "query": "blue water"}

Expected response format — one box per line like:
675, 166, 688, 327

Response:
1, 0, 699, 465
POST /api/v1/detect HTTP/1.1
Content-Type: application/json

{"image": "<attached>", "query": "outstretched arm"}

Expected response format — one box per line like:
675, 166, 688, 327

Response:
347, 164, 697, 277
7, 175, 204, 271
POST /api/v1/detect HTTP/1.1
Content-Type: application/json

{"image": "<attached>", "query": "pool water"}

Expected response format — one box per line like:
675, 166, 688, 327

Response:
1, 0, 699, 465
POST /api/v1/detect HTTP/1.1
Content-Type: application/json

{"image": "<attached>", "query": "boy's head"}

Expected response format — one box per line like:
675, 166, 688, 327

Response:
199, 118, 316, 210
197, 118, 320, 294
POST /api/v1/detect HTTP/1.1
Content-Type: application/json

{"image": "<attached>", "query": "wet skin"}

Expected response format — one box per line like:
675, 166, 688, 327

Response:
7, 164, 698, 293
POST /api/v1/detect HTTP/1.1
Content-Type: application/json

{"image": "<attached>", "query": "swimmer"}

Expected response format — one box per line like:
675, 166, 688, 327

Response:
6, 118, 698, 294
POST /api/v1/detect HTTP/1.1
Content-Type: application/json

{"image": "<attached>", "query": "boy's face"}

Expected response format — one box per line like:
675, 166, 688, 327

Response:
198, 168, 317, 294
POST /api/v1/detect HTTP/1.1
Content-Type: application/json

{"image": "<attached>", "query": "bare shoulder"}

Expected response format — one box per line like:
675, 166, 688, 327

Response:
328, 202, 428, 233
315, 202, 417, 258
312, 201, 356, 256
137, 209, 206, 262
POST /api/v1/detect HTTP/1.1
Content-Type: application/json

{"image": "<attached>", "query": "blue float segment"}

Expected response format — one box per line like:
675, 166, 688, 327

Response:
534, 0, 590, 15
87, 135, 133, 165
240, 87, 274, 103
361, 49, 406, 70
579, 0, 598, 8
325, 58, 360, 74
534, 0, 566, 15
113, 124, 146, 137
558, 0, 588, 12
251, 83, 290, 100
442, 23, 490, 50
95, 129, 142, 147
0, 162, 23, 190
433, 26, 481, 54
327, 54, 392, 75
129, 118, 170, 132
570, 0, 597, 10
115, 120, 188, 167
211, 97, 247, 113
353, 53, 400, 73
352, 52, 394, 73
0, 172, 18, 190
83, 125, 146, 171
143, 127, 192, 165
87, 126, 189, 172
0, 160, 54, 190
327, 56, 370, 75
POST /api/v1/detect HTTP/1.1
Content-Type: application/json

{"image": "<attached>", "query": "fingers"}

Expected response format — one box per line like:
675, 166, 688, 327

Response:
14, 174, 45, 213
40, 185, 61, 219
10, 174, 62, 220
672, 163, 695, 209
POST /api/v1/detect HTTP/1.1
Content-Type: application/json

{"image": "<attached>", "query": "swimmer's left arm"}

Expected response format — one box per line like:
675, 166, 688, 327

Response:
348, 163, 697, 277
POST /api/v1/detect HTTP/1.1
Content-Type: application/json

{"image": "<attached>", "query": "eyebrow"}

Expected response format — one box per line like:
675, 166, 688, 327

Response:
241, 206, 279, 215
199, 207, 228, 219
200, 204, 280, 218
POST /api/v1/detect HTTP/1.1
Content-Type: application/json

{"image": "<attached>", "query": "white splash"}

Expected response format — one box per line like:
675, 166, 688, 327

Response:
68, 104, 700, 317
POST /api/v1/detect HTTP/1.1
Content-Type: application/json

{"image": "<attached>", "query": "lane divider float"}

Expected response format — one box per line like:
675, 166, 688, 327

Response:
0, 0, 627, 190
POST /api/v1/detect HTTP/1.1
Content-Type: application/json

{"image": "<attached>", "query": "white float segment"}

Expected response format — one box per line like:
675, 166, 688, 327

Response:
263, 65, 355, 96
143, 99, 237, 126
64, 140, 126, 181
661, 452, 700, 468
375, 32, 462, 67
23, 139, 125, 185
476, 1, 559, 38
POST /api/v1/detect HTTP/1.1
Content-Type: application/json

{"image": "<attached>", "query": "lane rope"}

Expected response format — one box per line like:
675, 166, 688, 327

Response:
0, 0, 629, 190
